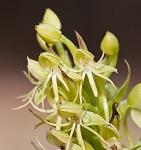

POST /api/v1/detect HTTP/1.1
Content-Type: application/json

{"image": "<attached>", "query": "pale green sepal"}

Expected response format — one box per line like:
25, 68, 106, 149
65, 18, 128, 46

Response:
43, 8, 61, 30
94, 63, 117, 74
36, 34, 48, 51
39, 52, 61, 68
83, 111, 107, 126
127, 83, 141, 109
34, 87, 46, 106
84, 140, 95, 150
46, 129, 69, 147
58, 102, 82, 118
66, 70, 82, 82
35, 24, 62, 44
131, 108, 141, 128
27, 57, 47, 82
71, 143, 82, 150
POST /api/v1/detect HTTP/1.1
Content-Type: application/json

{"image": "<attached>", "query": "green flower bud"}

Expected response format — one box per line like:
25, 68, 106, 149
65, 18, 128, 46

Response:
35, 24, 62, 44
100, 31, 119, 55
43, 8, 62, 30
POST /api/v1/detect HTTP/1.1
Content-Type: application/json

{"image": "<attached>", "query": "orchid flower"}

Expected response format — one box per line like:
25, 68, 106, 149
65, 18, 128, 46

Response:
73, 48, 117, 102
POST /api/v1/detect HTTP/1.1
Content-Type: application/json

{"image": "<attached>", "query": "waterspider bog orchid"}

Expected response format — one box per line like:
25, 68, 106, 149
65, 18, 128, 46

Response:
14, 8, 141, 150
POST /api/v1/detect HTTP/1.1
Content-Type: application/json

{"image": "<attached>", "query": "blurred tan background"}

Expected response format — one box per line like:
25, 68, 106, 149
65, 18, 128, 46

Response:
0, 0, 141, 149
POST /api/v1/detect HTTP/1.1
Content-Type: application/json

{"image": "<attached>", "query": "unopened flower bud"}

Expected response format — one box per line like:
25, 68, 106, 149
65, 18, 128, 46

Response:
100, 31, 119, 55
43, 8, 62, 30
35, 24, 62, 44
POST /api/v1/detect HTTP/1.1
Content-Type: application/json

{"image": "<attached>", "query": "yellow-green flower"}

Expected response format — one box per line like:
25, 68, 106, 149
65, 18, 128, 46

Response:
73, 49, 117, 101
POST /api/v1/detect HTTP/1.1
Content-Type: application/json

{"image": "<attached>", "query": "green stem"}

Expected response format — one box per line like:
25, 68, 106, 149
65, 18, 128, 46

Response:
55, 42, 72, 67
60, 35, 77, 56
123, 109, 133, 148
95, 76, 109, 121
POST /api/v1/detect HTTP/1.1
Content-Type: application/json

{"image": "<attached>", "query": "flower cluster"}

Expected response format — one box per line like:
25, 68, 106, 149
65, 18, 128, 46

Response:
14, 8, 141, 150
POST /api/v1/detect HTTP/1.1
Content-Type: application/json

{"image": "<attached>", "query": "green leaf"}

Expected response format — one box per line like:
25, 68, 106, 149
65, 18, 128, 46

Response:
117, 103, 130, 120
100, 126, 120, 149
127, 83, 141, 109
131, 108, 141, 128
83, 111, 107, 126
129, 145, 141, 150
108, 60, 131, 113
130, 138, 141, 150
83, 75, 96, 104
105, 83, 118, 101
100, 125, 119, 141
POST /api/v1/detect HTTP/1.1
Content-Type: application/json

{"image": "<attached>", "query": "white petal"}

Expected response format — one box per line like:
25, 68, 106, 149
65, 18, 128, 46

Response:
52, 75, 59, 102
92, 69, 116, 89
87, 71, 98, 97
56, 71, 70, 92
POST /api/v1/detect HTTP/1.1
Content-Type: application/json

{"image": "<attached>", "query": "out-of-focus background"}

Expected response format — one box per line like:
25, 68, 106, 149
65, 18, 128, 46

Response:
0, 0, 141, 149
